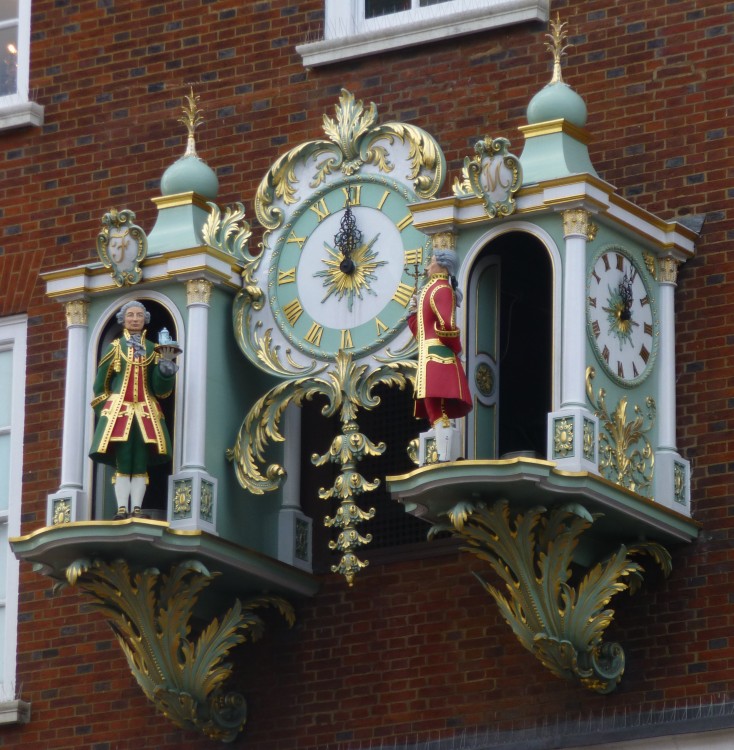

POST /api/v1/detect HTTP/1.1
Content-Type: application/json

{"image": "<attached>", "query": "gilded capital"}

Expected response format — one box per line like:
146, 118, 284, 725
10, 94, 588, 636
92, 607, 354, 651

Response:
186, 278, 213, 305
64, 299, 89, 327
562, 208, 596, 240
432, 231, 456, 252
658, 257, 679, 285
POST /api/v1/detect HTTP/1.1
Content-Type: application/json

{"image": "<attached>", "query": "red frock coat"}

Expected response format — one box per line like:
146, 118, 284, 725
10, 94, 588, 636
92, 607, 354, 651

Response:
408, 273, 473, 421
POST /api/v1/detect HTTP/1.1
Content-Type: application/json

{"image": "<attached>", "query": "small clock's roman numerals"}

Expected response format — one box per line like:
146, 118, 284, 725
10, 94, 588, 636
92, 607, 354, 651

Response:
375, 318, 389, 336
639, 294, 650, 307
309, 198, 330, 222
392, 282, 414, 307
340, 329, 354, 350
591, 320, 601, 339
278, 268, 296, 285
282, 298, 303, 326
639, 344, 650, 364
617, 361, 625, 379
305, 322, 324, 347
644, 322, 653, 336
588, 295, 597, 308
602, 345, 610, 363
602, 253, 611, 271
615, 253, 625, 272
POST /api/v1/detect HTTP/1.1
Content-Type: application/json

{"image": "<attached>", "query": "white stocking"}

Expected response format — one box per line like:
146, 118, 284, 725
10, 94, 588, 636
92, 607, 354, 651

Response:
114, 475, 132, 513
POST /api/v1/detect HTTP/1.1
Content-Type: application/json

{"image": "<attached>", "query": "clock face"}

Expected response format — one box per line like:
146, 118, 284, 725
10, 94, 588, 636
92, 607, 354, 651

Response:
587, 246, 658, 386
269, 178, 429, 360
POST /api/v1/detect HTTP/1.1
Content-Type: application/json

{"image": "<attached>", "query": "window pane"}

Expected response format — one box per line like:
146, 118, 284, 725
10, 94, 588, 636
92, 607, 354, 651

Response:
0, 350, 11, 427
0, 1, 18, 25
0, 25, 18, 97
420, 0, 452, 5
0, 434, 8, 511
365, 0, 410, 19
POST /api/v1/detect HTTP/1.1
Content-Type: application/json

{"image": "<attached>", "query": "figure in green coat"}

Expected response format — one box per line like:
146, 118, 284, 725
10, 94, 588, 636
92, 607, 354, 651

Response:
89, 301, 179, 519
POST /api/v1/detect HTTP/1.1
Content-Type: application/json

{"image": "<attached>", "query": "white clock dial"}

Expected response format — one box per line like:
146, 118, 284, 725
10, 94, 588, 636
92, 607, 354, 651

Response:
587, 247, 657, 386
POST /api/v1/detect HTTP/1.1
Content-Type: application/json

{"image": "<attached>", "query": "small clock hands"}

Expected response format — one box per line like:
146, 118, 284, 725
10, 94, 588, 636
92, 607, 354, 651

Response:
618, 273, 634, 323
334, 190, 361, 276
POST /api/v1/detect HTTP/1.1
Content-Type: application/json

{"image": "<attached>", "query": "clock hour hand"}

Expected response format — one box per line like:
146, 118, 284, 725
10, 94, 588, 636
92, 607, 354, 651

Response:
334, 193, 361, 276
618, 273, 633, 322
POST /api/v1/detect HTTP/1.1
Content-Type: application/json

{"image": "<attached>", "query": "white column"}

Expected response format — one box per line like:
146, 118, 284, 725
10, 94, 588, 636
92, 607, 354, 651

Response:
654, 257, 690, 513
545, 209, 599, 473
47, 299, 89, 524
167, 279, 218, 534
656, 258, 678, 451
181, 279, 211, 470
561, 209, 590, 409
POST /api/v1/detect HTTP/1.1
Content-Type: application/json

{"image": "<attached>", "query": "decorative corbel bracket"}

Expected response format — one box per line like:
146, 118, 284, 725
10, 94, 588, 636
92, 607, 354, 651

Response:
431, 499, 671, 694
62, 558, 294, 742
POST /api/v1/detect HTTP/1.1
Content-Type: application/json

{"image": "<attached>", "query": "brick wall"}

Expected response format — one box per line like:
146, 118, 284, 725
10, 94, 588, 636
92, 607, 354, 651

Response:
1, 0, 732, 746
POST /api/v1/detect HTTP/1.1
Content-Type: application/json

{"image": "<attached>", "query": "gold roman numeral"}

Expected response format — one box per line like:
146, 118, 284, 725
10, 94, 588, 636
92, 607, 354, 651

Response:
305, 322, 323, 347
396, 213, 413, 231
340, 329, 354, 350
287, 231, 306, 249
377, 190, 390, 211
278, 268, 296, 285
404, 248, 423, 266
392, 282, 414, 307
282, 298, 303, 327
309, 198, 330, 222
375, 318, 389, 336
342, 185, 361, 205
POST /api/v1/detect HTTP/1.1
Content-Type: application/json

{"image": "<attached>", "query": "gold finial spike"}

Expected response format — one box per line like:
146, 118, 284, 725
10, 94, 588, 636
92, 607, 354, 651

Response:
179, 86, 204, 157
545, 13, 572, 84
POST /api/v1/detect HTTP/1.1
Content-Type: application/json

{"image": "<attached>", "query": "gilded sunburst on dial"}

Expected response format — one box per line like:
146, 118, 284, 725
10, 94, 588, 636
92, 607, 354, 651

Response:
315, 234, 387, 311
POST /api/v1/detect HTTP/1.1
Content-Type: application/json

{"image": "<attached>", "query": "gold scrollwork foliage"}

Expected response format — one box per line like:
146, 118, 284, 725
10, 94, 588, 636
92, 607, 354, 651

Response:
202, 201, 252, 262
254, 89, 445, 234
63, 558, 294, 743
586, 367, 655, 495
431, 500, 671, 694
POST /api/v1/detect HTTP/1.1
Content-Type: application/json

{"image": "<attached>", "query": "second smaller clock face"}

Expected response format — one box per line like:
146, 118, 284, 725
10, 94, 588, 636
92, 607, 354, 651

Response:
270, 179, 429, 360
587, 246, 658, 386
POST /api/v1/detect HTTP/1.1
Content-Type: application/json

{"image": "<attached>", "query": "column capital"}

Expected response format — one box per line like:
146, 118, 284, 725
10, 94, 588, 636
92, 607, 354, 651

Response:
186, 278, 213, 305
64, 299, 89, 326
561, 208, 597, 241
431, 231, 456, 252
658, 256, 679, 285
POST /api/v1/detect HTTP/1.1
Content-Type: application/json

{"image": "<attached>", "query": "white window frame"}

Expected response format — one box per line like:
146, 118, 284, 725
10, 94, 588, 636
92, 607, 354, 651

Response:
298, 0, 549, 68
0, 315, 29, 723
0, 1, 43, 131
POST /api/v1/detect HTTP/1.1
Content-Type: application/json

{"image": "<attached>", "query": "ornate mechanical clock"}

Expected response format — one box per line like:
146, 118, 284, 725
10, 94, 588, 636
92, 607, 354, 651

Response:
230, 89, 445, 584
587, 245, 658, 386
270, 179, 428, 361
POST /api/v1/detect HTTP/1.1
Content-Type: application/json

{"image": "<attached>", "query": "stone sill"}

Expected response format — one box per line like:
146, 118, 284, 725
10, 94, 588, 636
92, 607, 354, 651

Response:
0, 700, 31, 725
0, 101, 44, 131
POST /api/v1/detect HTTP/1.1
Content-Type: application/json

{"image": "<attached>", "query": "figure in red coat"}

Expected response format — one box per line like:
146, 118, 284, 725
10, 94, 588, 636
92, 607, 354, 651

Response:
408, 249, 473, 459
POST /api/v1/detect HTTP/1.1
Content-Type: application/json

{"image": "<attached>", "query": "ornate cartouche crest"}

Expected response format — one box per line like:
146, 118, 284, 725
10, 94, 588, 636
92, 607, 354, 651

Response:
96, 208, 147, 286
452, 137, 522, 219
586, 367, 655, 496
